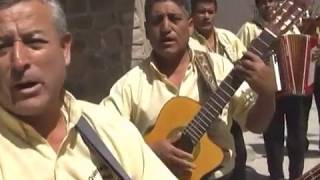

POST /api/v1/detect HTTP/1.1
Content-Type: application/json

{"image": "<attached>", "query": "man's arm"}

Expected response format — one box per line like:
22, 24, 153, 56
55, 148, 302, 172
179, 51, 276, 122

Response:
100, 74, 132, 120
235, 51, 276, 133
246, 92, 275, 133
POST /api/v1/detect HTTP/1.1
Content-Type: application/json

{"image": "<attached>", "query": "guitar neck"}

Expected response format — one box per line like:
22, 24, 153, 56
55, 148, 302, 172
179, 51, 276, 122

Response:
297, 163, 320, 180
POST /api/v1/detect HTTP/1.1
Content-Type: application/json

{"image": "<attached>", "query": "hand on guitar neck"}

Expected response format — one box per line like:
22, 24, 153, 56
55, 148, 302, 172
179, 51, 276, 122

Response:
149, 133, 196, 178
235, 51, 277, 96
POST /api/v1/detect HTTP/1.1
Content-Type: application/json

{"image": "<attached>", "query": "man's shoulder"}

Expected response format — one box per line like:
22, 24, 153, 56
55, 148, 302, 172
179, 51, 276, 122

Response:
215, 27, 237, 38
112, 58, 151, 87
215, 27, 245, 50
237, 21, 259, 33
77, 100, 140, 137
77, 100, 123, 120
240, 21, 257, 28
77, 100, 117, 122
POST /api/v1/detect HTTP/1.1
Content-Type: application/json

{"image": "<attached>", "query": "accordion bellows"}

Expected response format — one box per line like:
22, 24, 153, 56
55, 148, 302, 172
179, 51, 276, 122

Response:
275, 34, 318, 96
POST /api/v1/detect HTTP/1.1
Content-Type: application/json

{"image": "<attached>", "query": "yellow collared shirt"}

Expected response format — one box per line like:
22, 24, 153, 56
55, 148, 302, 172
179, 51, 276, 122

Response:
189, 27, 247, 63
101, 50, 256, 178
237, 21, 301, 48
0, 92, 176, 180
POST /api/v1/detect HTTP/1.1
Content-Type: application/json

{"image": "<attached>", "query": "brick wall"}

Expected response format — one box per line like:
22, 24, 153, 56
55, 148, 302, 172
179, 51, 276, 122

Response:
60, 0, 134, 103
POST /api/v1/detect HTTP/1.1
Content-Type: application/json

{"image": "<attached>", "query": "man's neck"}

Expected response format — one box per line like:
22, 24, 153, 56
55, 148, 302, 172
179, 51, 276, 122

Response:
197, 28, 214, 40
18, 102, 67, 152
154, 50, 191, 87
197, 28, 216, 52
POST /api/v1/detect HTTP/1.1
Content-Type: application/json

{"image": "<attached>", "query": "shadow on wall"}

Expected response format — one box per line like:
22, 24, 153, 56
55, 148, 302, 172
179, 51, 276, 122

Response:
59, 0, 134, 103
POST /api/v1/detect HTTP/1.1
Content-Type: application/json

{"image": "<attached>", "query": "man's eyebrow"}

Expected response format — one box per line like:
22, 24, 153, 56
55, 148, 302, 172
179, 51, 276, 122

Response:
23, 30, 44, 36
19, 30, 46, 40
0, 32, 13, 40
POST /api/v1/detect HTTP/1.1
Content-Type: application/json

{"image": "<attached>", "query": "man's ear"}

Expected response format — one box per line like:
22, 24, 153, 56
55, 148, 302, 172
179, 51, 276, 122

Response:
188, 17, 194, 36
61, 33, 72, 66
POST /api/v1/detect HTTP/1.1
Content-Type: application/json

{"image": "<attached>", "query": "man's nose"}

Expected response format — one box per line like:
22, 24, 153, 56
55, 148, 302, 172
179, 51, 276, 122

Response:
160, 17, 171, 33
204, 12, 210, 18
11, 40, 30, 72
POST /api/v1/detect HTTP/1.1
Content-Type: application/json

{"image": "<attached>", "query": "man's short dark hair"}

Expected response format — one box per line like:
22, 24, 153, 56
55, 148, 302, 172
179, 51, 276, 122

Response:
145, 0, 191, 22
191, 0, 217, 13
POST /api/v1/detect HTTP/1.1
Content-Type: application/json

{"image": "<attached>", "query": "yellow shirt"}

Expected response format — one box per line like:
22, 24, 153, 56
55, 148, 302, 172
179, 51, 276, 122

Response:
101, 50, 256, 178
237, 21, 301, 48
237, 21, 263, 48
0, 92, 176, 180
189, 27, 247, 63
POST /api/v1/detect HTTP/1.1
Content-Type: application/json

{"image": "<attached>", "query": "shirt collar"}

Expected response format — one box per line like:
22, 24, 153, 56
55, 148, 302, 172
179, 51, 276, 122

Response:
193, 28, 224, 54
192, 30, 208, 45
148, 47, 197, 78
0, 91, 81, 142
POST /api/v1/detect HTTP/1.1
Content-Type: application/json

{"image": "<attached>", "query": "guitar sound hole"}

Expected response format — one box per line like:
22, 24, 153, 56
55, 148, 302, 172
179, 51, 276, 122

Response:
168, 127, 201, 160
173, 133, 194, 153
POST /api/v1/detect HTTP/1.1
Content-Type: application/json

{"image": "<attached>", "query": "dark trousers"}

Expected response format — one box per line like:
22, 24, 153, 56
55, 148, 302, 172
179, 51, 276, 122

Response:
229, 121, 247, 180
263, 96, 313, 179
315, 66, 320, 146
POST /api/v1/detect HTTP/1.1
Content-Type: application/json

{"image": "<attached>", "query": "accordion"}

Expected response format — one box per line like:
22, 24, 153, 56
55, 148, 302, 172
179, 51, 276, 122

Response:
275, 34, 319, 96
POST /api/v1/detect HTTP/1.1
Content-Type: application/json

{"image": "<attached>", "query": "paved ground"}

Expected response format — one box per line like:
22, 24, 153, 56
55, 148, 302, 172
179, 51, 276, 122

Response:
245, 98, 320, 180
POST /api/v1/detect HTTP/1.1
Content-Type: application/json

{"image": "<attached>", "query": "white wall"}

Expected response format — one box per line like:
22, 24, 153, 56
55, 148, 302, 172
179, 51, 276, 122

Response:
215, 0, 255, 33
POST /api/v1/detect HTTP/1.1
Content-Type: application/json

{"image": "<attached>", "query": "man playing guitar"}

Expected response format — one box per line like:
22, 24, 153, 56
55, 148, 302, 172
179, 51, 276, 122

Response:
101, 0, 278, 179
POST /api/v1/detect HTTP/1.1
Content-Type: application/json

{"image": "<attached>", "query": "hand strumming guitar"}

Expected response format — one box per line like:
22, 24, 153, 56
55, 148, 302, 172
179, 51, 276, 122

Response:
149, 133, 196, 178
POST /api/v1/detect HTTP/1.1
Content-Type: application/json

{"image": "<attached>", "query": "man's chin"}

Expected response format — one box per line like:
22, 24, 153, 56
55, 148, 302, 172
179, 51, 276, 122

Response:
198, 25, 212, 32
157, 47, 177, 56
8, 98, 49, 118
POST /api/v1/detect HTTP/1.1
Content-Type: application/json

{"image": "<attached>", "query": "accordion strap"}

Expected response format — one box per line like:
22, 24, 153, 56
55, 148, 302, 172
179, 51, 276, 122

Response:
194, 50, 218, 93
76, 116, 131, 180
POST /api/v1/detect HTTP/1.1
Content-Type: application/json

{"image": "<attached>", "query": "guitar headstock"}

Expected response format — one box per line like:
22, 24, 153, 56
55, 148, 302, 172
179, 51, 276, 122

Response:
267, 0, 313, 36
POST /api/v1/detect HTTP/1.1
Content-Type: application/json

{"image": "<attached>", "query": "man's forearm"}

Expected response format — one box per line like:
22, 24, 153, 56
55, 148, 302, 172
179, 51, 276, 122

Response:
246, 94, 276, 133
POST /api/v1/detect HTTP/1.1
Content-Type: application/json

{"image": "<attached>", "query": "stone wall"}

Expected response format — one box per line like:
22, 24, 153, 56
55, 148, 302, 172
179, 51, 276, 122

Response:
60, 0, 134, 103
131, 0, 152, 67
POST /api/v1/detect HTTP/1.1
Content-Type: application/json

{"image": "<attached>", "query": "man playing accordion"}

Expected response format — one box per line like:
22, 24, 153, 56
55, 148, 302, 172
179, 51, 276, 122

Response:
237, 0, 317, 179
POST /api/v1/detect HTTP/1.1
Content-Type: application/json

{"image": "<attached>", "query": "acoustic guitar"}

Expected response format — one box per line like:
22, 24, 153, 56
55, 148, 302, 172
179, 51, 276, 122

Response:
145, 0, 312, 179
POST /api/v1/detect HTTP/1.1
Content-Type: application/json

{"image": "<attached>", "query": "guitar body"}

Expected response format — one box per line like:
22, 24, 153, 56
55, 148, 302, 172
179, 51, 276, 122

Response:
144, 97, 224, 180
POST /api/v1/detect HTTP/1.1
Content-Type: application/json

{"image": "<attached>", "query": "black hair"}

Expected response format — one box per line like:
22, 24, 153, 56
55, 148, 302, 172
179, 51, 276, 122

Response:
191, 0, 217, 13
145, 0, 191, 22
